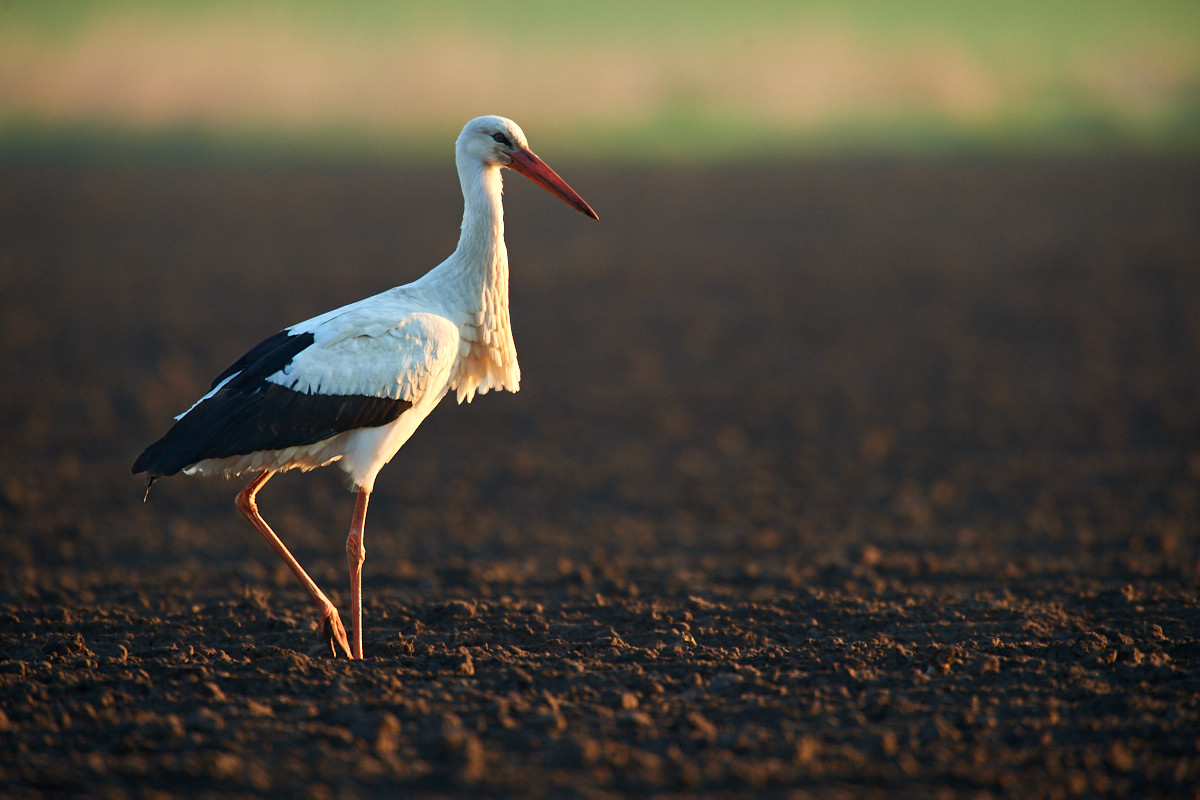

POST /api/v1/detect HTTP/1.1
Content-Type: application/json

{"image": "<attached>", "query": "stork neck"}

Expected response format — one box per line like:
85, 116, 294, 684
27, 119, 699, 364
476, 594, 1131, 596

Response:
425, 149, 521, 399
450, 161, 507, 285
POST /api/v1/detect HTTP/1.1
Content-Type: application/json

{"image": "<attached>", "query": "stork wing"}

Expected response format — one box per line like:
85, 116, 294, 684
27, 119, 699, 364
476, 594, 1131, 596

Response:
133, 305, 460, 479
271, 309, 460, 403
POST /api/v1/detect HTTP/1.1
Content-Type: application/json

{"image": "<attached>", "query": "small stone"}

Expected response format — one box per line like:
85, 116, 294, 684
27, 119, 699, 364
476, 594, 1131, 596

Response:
1108, 741, 1135, 772
200, 682, 227, 702
621, 711, 653, 728
795, 736, 820, 764
152, 715, 184, 741
685, 711, 717, 742
209, 752, 243, 781
856, 545, 882, 567
244, 700, 272, 717
458, 733, 486, 784
374, 712, 401, 757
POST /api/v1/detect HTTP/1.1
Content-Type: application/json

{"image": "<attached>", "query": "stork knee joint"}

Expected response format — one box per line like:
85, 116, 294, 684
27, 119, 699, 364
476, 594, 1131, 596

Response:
235, 493, 255, 517
346, 534, 365, 566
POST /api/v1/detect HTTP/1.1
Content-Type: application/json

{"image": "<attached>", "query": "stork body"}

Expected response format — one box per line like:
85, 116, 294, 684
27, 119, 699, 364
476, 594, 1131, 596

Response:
134, 116, 597, 658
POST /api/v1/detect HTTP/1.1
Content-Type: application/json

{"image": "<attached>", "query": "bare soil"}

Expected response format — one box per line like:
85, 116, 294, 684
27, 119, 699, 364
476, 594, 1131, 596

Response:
1, 159, 1199, 799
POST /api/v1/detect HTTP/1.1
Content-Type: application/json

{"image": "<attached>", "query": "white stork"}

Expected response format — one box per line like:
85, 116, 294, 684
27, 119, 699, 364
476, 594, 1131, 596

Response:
134, 116, 597, 659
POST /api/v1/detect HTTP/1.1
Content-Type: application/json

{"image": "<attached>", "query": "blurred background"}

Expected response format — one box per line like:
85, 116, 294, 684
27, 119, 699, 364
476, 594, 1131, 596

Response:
2, 1, 1197, 584
2, 0, 1198, 161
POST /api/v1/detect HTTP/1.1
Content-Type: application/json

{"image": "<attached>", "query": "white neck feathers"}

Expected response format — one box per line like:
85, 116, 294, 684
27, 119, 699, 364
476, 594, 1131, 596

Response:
423, 157, 520, 403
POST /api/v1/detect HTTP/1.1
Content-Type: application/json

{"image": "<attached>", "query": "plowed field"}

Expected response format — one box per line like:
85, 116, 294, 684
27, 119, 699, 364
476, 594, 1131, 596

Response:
1, 160, 1198, 799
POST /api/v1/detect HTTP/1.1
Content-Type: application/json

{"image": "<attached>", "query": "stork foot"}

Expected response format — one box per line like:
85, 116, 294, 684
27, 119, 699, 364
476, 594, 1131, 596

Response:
321, 606, 354, 659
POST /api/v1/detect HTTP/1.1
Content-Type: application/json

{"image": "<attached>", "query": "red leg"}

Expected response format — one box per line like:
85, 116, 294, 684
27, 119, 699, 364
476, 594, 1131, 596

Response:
345, 488, 370, 659
236, 471, 353, 659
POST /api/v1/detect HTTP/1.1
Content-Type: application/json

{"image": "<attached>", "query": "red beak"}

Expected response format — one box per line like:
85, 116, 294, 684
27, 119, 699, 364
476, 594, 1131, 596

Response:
506, 148, 599, 220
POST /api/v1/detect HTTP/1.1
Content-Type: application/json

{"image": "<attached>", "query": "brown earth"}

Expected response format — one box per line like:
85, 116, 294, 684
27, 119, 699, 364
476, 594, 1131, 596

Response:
1, 159, 1199, 799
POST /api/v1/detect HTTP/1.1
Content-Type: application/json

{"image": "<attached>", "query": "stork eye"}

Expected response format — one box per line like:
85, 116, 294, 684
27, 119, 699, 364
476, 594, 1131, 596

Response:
491, 132, 512, 146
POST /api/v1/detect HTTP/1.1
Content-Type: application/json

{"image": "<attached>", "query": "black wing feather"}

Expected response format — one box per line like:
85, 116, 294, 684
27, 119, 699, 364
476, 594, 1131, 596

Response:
133, 330, 411, 479
209, 329, 303, 389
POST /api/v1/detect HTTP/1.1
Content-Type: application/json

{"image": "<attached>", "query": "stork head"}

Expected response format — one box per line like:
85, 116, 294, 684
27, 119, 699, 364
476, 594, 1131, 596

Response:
457, 115, 598, 220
